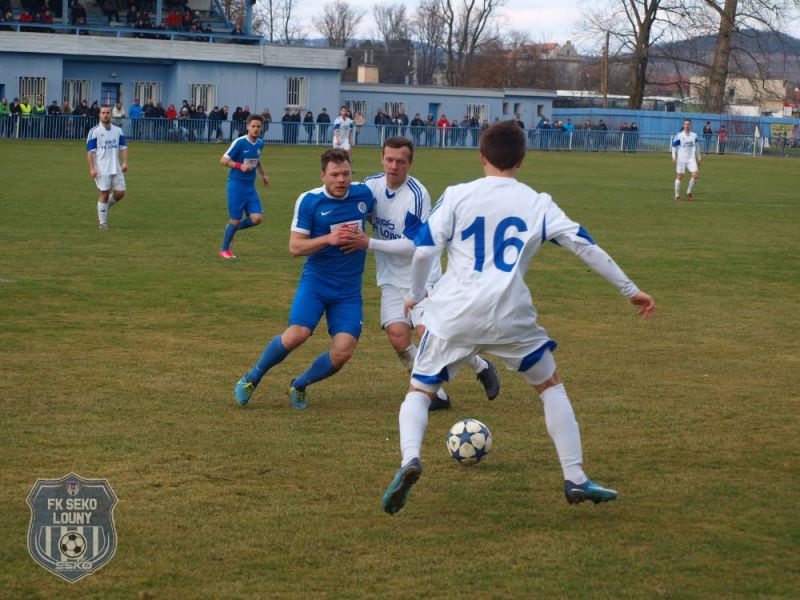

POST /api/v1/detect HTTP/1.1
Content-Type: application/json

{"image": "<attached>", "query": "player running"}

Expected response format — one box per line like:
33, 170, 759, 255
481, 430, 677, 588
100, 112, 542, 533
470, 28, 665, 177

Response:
382, 120, 655, 515
672, 119, 701, 202
86, 105, 128, 230
332, 106, 354, 157
233, 149, 375, 409
218, 114, 269, 259
346, 137, 501, 411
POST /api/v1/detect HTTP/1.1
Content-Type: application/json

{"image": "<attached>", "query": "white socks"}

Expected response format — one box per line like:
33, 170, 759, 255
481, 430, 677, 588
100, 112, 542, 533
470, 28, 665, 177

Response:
108, 195, 118, 207
468, 354, 488, 373
97, 201, 108, 225
540, 384, 586, 484
674, 179, 681, 198
687, 177, 696, 195
399, 391, 430, 466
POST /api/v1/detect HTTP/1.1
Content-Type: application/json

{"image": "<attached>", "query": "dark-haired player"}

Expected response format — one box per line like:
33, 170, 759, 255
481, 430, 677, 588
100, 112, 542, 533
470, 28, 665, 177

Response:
233, 149, 375, 409
382, 120, 655, 514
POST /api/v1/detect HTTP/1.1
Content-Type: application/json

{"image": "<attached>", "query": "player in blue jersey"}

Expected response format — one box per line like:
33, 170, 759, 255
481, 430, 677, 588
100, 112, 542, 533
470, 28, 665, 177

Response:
86, 105, 128, 230
233, 149, 376, 409
218, 114, 269, 259
381, 121, 655, 515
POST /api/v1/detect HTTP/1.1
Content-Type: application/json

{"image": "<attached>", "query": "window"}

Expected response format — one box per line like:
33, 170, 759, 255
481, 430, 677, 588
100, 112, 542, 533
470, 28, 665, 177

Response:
190, 83, 216, 110
134, 81, 161, 104
286, 76, 307, 108
466, 103, 489, 123
19, 76, 47, 104
502, 102, 509, 115
513, 102, 521, 115
384, 101, 406, 117
345, 100, 368, 118
63, 79, 91, 109
537, 104, 545, 116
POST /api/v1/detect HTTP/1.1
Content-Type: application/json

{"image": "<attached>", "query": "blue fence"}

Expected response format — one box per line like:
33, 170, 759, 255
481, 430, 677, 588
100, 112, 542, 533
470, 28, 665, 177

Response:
1, 115, 798, 157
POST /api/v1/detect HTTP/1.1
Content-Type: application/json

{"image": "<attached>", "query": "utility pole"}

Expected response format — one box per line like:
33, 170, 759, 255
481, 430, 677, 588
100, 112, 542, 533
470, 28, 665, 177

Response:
602, 31, 610, 108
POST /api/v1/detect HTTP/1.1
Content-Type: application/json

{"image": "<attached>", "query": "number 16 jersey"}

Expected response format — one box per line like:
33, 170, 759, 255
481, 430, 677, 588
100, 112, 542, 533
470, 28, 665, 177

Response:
415, 175, 582, 344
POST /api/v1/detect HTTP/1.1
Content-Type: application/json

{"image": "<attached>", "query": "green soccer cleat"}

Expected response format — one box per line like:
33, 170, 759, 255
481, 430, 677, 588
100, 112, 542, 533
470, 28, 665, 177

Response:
564, 479, 618, 505
382, 457, 422, 515
288, 384, 307, 410
234, 376, 256, 406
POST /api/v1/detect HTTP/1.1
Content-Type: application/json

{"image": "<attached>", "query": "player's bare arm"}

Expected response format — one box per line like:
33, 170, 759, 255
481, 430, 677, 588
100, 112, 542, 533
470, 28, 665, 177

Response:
120, 147, 128, 173
87, 152, 96, 178
257, 161, 269, 186
220, 155, 253, 172
289, 228, 353, 257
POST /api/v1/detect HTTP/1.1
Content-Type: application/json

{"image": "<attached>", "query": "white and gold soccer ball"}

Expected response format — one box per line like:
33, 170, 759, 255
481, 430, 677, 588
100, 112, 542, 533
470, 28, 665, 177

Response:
446, 418, 492, 465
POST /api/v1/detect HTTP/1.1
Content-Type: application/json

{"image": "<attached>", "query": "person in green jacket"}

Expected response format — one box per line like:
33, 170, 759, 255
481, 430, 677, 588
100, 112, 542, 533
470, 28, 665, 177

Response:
0, 98, 9, 138
31, 97, 46, 138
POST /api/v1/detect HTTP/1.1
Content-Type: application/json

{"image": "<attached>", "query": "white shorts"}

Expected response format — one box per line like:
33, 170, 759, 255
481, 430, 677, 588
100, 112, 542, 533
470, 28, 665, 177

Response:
333, 140, 351, 151
675, 160, 698, 175
95, 173, 126, 192
380, 284, 426, 330
410, 330, 558, 391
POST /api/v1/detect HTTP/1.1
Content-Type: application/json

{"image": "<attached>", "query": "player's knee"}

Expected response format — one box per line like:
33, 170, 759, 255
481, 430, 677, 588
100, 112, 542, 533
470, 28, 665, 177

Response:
386, 325, 411, 353
329, 346, 354, 368
281, 326, 311, 350
251, 214, 263, 225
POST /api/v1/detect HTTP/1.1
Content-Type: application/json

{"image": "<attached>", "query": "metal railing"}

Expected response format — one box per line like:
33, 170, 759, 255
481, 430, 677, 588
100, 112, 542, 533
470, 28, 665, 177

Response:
1, 115, 797, 157
0, 22, 261, 44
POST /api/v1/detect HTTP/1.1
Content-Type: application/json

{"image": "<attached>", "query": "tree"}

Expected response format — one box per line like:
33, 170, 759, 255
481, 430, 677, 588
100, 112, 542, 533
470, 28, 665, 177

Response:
437, 0, 506, 86
410, 0, 445, 85
255, 0, 303, 43
312, 0, 366, 48
373, 3, 409, 44
665, 0, 800, 111
578, 0, 665, 109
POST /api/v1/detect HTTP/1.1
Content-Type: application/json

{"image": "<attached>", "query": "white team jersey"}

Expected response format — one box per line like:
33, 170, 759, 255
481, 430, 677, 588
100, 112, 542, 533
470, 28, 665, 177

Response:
672, 130, 700, 162
332, 116, 353, 146
418, 176, 582, 344
363, 173, 441, 288
86, 124, 126, 176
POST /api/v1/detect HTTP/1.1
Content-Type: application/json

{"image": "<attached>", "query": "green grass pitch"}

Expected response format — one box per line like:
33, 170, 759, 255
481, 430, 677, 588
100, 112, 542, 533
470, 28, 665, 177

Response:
1, 140, 798, 598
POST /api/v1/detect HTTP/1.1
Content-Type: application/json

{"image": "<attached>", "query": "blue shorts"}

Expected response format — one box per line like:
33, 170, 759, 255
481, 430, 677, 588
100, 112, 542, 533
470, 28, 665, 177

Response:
288, 278, 363, 339
227, 181, 263, 219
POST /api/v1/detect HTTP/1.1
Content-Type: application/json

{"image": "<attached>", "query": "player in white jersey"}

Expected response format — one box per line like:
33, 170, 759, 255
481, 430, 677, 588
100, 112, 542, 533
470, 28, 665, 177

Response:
332, 106, 354, 156
381, 121, 655, 515
347, 137, 501, 411
672, 119, 702, 201
86, 105, 128, 229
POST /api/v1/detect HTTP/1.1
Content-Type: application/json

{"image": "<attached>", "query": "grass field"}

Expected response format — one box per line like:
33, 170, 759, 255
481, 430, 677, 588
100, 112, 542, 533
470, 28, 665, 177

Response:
1, 139, 799, 599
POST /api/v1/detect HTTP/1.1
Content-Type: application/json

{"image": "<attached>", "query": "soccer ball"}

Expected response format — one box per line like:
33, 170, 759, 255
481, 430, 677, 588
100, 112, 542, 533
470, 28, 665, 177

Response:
446, 418, 492, 465
59, 532, 86, 559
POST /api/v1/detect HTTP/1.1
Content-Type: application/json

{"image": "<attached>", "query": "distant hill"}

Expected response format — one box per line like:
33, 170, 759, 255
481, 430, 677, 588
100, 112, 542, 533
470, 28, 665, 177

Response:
650, 28, 800, 82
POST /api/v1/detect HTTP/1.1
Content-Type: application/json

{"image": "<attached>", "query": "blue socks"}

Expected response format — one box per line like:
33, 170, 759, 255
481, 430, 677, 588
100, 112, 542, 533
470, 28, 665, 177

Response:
237, 216, 256, 230
221, 223, 237, 252
292, 352, 339, 390
247, 336, 290, 385
221, 218, 258, 251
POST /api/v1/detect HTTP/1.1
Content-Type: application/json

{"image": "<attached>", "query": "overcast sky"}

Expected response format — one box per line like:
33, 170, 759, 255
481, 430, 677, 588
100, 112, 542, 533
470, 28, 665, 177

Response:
292, 0, 800, 49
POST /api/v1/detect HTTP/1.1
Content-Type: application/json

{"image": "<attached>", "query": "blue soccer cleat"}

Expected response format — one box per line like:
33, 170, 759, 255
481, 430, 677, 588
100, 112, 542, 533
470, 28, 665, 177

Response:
564, 478, 618, 505
288, 384, 307, 410
477, 360, 501, 400
382, 457, 422, 515
234, 376, 256, 406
